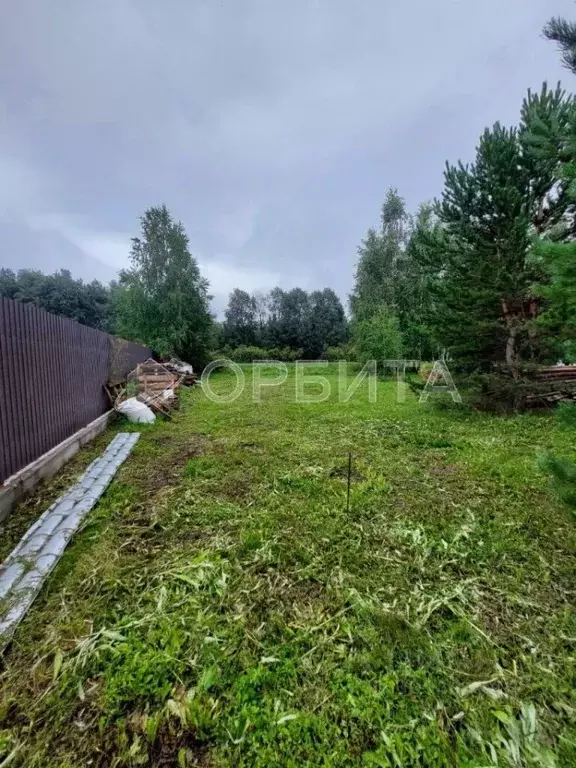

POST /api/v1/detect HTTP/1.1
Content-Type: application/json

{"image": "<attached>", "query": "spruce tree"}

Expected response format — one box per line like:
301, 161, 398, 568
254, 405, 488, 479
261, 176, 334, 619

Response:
544, 17, 576, 74
533, 239, 576, 361
422, 78, 575, 402
433, 123, 535, 378
530, 20, 576, 362
520, 83, 575, 234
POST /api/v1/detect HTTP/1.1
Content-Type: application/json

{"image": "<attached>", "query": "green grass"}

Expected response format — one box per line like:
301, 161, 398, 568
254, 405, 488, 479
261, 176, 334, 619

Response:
1, 364, 576, 767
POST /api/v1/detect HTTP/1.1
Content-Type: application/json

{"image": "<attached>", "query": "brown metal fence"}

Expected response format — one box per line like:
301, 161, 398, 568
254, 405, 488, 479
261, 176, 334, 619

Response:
0, 297, 152, 483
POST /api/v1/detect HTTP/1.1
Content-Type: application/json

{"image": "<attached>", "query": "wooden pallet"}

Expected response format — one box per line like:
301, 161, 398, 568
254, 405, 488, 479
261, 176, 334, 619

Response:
135, 361, 180, 416
136, 360, 178, 394
108, 360, 181, 419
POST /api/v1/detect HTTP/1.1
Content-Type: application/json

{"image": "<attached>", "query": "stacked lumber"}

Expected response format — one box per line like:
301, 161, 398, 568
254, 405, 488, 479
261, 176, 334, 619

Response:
136, 360, 178, 395
108, 359, 181, 419
527, 366, 576, 405
535, 366, 576, 382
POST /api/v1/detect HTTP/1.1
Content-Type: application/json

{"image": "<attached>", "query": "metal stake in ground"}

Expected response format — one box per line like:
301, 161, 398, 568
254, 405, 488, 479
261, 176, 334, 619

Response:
346, 452, 352, 514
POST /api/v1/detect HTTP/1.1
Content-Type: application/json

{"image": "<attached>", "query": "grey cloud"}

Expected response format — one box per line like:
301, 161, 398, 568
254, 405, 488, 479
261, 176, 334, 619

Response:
1, 0, 574, 314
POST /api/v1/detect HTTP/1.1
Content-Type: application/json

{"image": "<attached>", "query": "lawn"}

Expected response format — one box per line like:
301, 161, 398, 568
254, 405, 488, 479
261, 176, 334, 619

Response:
1, 363, 576, 767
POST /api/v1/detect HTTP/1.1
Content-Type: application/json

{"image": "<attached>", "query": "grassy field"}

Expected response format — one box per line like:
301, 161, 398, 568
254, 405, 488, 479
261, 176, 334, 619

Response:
1, 363, 576, 767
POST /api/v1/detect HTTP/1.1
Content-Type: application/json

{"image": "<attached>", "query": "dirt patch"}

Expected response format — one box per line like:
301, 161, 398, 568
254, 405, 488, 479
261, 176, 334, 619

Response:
131, 467, 176, 494
125, 710, 213, 767
149, 730, 212, 767
151, 435, 172, 446
210, 437, 231, 455
132, 435, 210, 494
217, 473, 255, 501
184, 438, 208, 458
427, 463, 459, 476
329, 464, 364, 481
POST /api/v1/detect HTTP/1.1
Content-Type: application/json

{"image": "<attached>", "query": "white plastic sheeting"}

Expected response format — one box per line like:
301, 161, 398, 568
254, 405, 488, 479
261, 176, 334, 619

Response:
0, 432, 140, 648
116, 397, 156, 423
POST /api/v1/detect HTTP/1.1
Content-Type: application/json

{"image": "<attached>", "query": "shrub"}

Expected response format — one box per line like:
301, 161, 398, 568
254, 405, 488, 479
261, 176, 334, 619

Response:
211, 346, 306, 363
324, 344, 356, 362
267, 347, 303, 362
216, 345, 270, 362
353, 309, 403, 371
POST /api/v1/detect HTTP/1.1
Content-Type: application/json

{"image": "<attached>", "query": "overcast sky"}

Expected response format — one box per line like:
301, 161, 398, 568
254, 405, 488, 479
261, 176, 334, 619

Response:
1, 1, 575, 316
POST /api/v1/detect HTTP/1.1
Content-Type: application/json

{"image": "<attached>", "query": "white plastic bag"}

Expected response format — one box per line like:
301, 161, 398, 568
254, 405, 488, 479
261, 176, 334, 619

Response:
169, 358, 193, 374
116, 397, 156, 424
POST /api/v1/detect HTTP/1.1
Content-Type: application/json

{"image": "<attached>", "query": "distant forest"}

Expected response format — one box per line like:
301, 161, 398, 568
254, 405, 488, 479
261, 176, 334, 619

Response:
2, 14, 576, 406
0, 267, 114, 333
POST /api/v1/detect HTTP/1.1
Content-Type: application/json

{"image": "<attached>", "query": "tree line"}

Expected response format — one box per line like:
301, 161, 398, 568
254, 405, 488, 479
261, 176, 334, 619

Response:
1, 13, 575, 405
347, 15, 576, 406
217, 287, 348, 359
0, 206, 214, 368
0, 268, 113, 332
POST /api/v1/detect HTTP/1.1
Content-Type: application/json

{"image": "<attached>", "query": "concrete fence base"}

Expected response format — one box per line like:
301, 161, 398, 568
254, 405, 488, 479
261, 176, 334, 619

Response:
0, 411, 115, 523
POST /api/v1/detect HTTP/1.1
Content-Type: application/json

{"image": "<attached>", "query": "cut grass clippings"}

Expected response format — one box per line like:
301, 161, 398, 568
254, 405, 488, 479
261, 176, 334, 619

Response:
1, 364, 576, 767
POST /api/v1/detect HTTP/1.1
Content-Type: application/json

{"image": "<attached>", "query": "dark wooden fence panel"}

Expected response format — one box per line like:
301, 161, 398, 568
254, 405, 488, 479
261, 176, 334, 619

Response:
109, 337, 155, 382
0, 297, 152, 483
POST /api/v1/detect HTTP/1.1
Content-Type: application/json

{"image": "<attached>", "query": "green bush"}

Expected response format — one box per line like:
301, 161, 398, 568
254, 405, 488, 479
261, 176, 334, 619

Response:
212, 345, 269, 362
211, 345, 305, 363
324, 344, 356, 361
267, 347, 303, 362
353, 309, 403, 370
